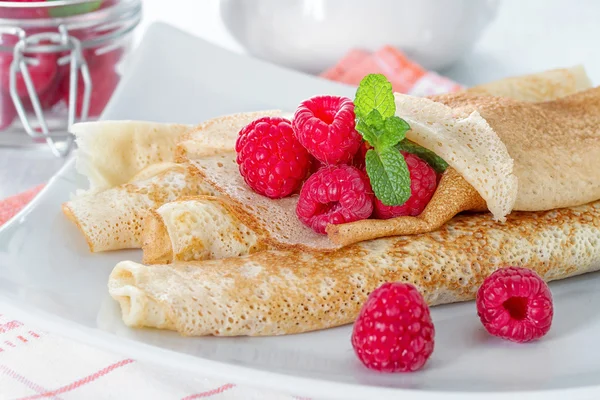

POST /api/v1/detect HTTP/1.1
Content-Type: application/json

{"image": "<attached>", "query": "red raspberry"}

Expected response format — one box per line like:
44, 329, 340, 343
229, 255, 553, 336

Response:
236, 117, 311, 199
84, 47, 124, 70
373, 151, 438, 219
352, 282, 435, 372
0, 0, 48, 19
0, 52, 58, 98
476, 266, 553, 343
61, 66, 120, 117
352, 141, 370, 171
0, 92, 16, 130
296, 165, 373, 234
293, 95, 362, 165
309, 157, 324, 175
23, 64, 68, 112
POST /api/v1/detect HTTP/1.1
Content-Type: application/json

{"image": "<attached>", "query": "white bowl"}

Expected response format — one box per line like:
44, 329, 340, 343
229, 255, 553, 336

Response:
220, 0, 501, 74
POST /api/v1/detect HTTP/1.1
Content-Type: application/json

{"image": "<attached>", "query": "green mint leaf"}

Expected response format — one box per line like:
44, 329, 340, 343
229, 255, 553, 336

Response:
365, 148, 411, 206
356, 119, 377, 147
397, 140, 449, 173
364, 109, 385, 131
356, 109, 384, 146
354, 74, 396, 121
47, 0, 102, 18
377, 116, 410, 149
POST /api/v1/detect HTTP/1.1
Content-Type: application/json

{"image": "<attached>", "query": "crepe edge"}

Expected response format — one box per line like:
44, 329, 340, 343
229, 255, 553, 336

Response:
108, 261, 176, 330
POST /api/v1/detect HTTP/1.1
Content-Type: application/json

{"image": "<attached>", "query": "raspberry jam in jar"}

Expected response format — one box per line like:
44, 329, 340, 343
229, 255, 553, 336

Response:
0, 0, 141, 156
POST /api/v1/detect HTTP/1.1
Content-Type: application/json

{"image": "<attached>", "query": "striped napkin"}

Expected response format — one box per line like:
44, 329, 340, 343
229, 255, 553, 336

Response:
0, 47, 461, 400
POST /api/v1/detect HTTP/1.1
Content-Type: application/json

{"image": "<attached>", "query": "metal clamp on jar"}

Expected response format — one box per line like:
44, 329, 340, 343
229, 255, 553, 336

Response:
0, 0, 141, 157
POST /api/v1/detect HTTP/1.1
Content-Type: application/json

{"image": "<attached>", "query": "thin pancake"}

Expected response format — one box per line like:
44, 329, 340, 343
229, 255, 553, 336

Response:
109, 199, 600, 336
465, 65, 591, 101
185, 88, 600, 251
72, 121, 192, 193
434, 88, 600, 211
63, 163, 216, 252
141, 196, 269, 264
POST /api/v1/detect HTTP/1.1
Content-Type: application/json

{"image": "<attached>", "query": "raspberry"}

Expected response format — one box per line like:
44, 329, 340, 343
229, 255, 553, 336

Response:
236, 117, 311, 199
296, 165, 373, 234
0, 52, 58, 98
0, 92, 16, 130
293, 95, 362, 165
0, 0, 48, 19
61, 66, 120, 117
352, 282, 435, 372
84, 47, 124, 70
23, 64, 68, 112
373, 151, 438, 219
476, 266, 553, 343
352, 141, 370, 171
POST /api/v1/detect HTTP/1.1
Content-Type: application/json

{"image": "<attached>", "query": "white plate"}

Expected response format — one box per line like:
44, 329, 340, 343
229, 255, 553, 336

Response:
2, 22, 600, 400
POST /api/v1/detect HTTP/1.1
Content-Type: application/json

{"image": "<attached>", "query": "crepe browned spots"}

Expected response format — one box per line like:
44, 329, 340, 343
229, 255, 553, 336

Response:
110, 199, 600, 336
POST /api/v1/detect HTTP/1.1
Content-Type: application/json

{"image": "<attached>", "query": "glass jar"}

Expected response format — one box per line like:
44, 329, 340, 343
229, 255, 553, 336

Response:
0, 0, 142, 156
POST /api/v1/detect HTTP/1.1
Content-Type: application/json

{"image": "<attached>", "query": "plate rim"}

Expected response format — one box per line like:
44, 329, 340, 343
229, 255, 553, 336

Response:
2, 21, 600, 399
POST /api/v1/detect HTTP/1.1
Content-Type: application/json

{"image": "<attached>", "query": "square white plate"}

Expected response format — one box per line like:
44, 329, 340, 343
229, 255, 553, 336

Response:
2, 22, 600, 400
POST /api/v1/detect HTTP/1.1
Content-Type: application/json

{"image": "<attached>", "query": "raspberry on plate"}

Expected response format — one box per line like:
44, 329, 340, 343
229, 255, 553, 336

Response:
373, 151, 438, 219
293, 95, 362, 165
236, 116, 312, 199
296, 164, 373, 234
476, 266, 554, 343
352, 282, 435, 372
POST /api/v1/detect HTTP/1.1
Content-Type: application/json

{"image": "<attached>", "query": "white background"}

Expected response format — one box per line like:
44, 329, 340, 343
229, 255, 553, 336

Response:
138, 0, 600, 85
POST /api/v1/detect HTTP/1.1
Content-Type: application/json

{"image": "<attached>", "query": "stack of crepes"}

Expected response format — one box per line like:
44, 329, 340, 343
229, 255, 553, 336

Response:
62, 66, 600, 336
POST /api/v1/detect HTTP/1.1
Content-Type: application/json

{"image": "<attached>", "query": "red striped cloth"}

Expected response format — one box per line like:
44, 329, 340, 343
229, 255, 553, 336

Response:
0, 185, 45, 227
0, 47, 460, 399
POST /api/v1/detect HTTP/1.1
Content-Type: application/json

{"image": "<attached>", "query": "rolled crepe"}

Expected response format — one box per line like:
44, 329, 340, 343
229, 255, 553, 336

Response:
464, 65, 591, 101
63, 163, 216, 252
181, 87, 600, 252
175, 110, 281, 161
141, 196, 269, 264
72, 111, 282, 194
66, 111, 280, 253
69, 67, 592, 254
139, 67, 596, 260
72, 121, 193, 193
109, 199, 600, 336
329, 86, 600, 245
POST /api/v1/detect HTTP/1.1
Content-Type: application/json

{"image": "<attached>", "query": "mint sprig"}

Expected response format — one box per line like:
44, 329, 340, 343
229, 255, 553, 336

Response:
354, 74, 449, 206
354, 74, 411, 206
354, 74, 395, 121
365, 148, 411, 206
396, 140, 448, 173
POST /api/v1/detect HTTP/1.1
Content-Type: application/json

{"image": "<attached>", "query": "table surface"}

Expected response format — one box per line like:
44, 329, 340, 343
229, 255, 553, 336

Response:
2, 0, 600, 199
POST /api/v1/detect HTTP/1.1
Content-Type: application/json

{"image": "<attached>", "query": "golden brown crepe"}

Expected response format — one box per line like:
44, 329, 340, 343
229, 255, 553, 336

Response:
178, 87, 600, 252
63, 163, 215, 252
110, 199, 600, 336
330, 87, 600, 245
141, 196, 269, 264
63, 111, 282, 252
71, 121, 193, 194
138, 66, 597, 261
67, 67, 592, 254
464, 65, 591, 101
107, 66, 600, 337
